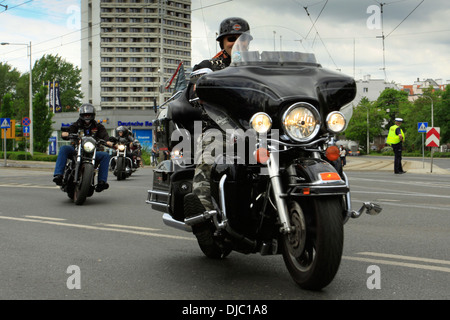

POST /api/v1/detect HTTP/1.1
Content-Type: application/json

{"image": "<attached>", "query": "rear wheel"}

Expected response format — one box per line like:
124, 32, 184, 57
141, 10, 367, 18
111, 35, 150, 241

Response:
282, 197, 343, 290
74, 164, 94, 205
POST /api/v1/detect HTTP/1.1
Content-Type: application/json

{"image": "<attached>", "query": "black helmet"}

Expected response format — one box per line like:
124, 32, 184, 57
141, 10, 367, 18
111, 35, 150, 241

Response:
216, 17, 251, 49
116, 126, 128, 135
79, 103, 96, 124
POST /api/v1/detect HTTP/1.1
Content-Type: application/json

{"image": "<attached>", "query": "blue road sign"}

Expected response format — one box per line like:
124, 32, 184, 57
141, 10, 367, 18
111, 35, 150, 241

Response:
1, 118, 11, 129
418, 122, 428, 133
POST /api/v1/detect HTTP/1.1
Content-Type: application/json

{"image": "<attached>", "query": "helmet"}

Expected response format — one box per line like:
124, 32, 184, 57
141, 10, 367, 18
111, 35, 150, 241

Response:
79, 103, 96, 125
216, 17, 251, 49
116, 126, 128, 135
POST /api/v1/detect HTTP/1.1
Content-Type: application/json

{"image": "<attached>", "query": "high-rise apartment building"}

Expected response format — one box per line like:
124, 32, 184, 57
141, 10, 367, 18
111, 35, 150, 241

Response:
81, 0, 192, 111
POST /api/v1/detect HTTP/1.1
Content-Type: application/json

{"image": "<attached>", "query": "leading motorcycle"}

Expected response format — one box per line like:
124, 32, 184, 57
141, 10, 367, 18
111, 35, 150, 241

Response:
147, 30, 381, 290
60, 128, 109, 205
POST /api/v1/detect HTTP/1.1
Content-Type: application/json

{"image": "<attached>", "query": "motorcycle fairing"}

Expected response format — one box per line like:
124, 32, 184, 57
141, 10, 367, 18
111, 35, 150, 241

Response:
195, 63, 356, 132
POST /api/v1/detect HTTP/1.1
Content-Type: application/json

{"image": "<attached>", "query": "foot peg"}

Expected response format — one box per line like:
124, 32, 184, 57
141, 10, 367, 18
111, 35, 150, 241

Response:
351, 202, 382, 219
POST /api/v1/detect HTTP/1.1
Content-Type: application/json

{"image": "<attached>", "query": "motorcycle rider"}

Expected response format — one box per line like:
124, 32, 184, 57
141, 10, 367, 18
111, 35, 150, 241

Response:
52, 103, 114, 192
110, 126, 134, 170
184, 18, 252, 233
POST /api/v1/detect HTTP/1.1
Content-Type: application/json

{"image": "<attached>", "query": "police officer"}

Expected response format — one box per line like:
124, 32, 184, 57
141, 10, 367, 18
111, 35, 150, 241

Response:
184, 17, 252, 237
53, 103, 114, 191
387, 118, 406, 174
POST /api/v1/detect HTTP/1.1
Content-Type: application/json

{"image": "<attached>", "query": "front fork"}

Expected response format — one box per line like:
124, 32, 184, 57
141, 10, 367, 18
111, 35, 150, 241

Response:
266, 152, 294, 234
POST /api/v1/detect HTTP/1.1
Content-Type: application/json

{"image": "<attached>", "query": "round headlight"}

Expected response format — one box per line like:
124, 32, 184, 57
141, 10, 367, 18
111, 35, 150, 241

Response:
282, 102, 321, 142
118, 144, 126, 151
83, 141, 95, 153
326, 111, 346, 133
250, 112, 272, 134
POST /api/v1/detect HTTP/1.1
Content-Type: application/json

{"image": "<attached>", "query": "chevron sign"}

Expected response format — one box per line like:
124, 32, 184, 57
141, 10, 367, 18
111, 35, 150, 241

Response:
426, 127, 440, 147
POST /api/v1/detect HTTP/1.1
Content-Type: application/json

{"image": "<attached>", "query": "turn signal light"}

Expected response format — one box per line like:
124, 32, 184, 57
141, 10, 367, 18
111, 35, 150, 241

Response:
254, 147, 270, 164
325, 145, 340, 161
319, 172, 341, 181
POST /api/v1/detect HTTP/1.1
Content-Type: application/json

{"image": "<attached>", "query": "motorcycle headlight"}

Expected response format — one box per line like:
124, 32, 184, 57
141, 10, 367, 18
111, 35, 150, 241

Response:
326, 111, 346, 133
250, 112, 272, 134
118, 144, 126, 151
282, 102, 321, 142
83, 141, 95, 153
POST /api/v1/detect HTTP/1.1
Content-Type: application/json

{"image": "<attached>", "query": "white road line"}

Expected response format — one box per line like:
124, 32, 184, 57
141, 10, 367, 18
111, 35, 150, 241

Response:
357, 252, 450, 265
95, 223, 161, 232
24, 215, 66, 221
0, 184, 58, 189
0, 215, 194, 241
343, 251, 450, 273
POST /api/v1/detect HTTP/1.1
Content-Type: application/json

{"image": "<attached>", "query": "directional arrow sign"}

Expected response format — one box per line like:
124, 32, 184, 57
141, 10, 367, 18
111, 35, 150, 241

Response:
426, 127, 440, 147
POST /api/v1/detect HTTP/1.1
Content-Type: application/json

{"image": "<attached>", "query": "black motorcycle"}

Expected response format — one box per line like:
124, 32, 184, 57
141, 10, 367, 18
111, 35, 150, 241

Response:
60, 129, 108, 205
147, 31, 381, 290
109, 136, 135, 180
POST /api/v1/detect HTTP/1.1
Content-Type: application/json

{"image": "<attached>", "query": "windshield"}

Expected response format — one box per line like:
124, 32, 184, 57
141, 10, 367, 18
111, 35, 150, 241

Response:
231, 30, 317, 65
230, 27, 354, 120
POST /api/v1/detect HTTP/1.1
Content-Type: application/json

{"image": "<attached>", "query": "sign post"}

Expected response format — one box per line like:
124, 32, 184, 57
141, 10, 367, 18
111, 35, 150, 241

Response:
1, 118, 11, 166
426, 127, 440, 173
418, 122, 428, 168
22, 117, 30, 160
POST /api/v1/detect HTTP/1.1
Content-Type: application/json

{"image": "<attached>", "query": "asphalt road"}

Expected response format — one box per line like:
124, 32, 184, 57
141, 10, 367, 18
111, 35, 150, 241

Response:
0, 165, 449, 306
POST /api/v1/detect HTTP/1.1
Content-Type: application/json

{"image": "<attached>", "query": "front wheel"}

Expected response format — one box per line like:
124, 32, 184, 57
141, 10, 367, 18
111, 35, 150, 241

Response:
74, 163, 95, 205
116, 157, 126, 180
282, 197, 344, 291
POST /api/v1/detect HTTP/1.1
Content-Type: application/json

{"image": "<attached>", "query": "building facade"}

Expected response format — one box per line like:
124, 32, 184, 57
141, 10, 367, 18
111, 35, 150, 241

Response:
81, 0, 192, 111
50, 0, 192, 152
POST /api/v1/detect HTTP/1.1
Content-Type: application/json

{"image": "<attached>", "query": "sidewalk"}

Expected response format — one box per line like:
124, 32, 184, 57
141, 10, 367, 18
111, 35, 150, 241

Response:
344, 156, 450, 175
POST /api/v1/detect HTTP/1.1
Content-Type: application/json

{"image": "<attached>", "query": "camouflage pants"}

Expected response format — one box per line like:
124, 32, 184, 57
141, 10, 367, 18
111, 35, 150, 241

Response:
192, 129, 225, 211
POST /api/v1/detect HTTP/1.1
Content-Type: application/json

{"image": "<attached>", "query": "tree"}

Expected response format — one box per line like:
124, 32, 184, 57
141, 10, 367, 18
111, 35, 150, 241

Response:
32, 54, 83, 112
1, 93, 15, 150
344, 97, 385, 152
32, 86, 53, 153
0, 62, 20, 109
374, 88, 409, 129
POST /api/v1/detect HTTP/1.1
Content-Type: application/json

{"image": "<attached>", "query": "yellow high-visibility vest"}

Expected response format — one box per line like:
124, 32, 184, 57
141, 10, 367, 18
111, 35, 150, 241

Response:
386, 125, 405, 145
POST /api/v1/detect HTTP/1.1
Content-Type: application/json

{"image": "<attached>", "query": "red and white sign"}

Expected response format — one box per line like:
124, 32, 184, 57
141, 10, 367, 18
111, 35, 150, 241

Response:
426, 127, 440, 147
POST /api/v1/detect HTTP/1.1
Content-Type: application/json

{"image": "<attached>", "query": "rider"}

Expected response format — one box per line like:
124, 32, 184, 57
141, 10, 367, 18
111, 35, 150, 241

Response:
184, 17, 252, 228
52, 103, 114, 192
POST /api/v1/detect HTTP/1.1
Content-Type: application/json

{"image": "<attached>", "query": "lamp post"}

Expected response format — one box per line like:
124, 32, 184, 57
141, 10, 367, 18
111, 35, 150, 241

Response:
1, 41, 33, 156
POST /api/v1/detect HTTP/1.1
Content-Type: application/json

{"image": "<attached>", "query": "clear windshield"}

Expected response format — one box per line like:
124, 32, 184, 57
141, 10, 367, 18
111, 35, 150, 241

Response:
230, 27, 353, 120
231, 29, 317, 65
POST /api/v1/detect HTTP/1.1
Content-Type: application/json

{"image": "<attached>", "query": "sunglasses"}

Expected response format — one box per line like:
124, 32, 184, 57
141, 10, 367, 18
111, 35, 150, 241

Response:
225, 36, 238, 43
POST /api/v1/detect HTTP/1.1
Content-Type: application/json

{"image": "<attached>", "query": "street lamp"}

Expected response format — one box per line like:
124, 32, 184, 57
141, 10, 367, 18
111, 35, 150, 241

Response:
1, 41, 33, 156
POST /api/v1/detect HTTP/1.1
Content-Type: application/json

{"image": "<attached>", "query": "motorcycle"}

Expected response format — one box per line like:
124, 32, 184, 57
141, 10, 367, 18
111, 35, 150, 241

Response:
60, 128, 109, 205
109, 136, 135, 180
146, 30, 381, 290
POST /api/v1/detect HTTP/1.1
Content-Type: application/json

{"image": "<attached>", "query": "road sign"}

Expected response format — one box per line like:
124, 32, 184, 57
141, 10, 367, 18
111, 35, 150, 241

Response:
22, 117, 31, 126
1, 118, 11, 129
418, 122, 428, 133
426, 127, 440, 147
23, 126, 30, 137
1, 119, 15, 139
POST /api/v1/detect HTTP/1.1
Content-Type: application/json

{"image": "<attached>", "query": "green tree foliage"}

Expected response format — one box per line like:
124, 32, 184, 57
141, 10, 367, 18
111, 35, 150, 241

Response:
32, 86, 53, 153
344, 97, 385, 152
1, 93, 15, 150
0, 63, 20, 109
32, 54, 83, 112
374, 88, 410, 129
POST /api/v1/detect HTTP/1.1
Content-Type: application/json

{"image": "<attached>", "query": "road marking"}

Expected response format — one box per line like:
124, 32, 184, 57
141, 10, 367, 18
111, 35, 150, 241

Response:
343, 252, 450, 273
0, 184, 58, 189
0, 215, 194, 241
95, 223, 161, 232
357, 252, 450, 265
24, 215, 66, 221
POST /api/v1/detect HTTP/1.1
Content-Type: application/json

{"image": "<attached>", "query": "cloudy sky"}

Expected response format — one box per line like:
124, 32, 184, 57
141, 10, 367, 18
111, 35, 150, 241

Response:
1, 0, 449, 85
